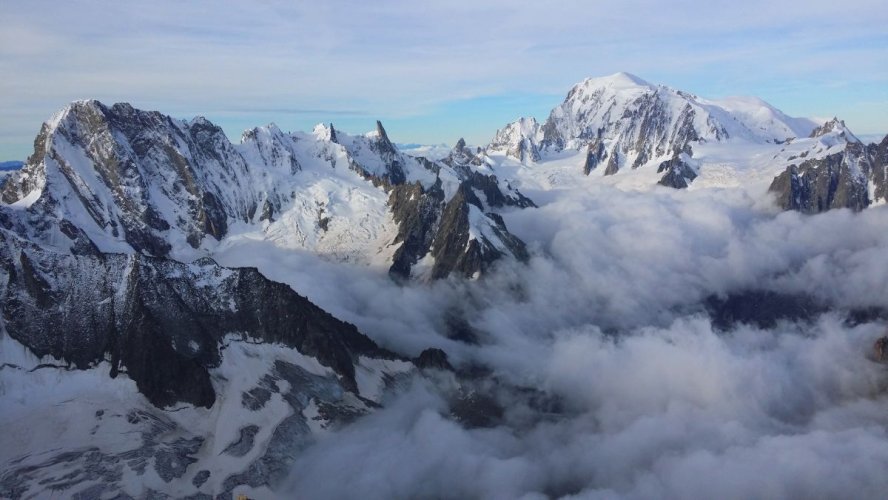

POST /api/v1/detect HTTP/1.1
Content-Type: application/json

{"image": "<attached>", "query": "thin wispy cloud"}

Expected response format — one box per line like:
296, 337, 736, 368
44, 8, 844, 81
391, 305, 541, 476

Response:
1, 0, 886, 159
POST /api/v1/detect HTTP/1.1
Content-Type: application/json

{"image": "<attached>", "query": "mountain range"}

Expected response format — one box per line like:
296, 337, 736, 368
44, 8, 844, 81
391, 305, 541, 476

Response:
1, 72, 886, 498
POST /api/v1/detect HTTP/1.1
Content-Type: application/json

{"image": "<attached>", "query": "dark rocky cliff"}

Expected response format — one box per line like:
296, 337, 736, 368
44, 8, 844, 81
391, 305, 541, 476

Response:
768, 138, 882, 213
0, 229, 395, 408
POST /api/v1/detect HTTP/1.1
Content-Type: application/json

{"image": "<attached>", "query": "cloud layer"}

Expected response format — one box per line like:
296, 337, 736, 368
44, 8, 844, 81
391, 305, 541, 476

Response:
210, 178, 888, 498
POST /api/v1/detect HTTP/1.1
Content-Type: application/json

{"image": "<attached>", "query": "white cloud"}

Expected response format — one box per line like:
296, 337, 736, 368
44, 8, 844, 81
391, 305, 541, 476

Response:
2, 0, 887, 157
206, 176, 888, 498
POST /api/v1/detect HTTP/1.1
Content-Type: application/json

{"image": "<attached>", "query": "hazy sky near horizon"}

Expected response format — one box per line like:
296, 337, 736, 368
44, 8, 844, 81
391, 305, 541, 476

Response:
1, 0, 886, 159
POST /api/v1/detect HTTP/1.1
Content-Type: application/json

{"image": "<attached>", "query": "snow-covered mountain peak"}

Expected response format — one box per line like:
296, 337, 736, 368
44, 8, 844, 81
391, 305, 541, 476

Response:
241, 122, 285, 142
312, 122, 338, 142
1, 100, 534, 281
44, 99, 114, 135
809, 117, 859, 142
486, 117, 543, 162
374, 120, 392, 142
489, 73, 820, 175
701, 95, 817, 140
577, 71, 652, 90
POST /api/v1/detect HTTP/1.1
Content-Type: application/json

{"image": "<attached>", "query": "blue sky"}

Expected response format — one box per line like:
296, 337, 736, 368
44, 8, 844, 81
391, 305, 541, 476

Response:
1, 0, 886, 159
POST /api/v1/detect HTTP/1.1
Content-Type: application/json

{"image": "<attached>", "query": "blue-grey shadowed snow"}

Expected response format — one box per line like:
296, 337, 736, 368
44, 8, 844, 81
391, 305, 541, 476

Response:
0, 161, 23, 171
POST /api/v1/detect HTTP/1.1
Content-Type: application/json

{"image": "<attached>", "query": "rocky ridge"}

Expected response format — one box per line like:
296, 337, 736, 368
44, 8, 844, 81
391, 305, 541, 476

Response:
0, 100, 533, 279
768, 120, 888, 213
486, 72, 818, 188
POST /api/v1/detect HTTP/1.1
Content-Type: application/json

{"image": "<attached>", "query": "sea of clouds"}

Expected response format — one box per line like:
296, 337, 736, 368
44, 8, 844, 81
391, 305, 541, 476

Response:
216, 181, 888, 498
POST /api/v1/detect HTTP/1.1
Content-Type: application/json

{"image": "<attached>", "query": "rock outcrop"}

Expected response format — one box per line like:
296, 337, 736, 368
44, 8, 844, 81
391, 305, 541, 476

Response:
768, 124, 886, 213
487, 72, 817, 182
0, 229, 396, 408
0, 100, 533, 280
657, 152, 698, 189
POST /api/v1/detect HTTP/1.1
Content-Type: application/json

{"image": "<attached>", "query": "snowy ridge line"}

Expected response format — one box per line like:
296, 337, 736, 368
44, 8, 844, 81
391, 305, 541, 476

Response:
0, 99, 534, 281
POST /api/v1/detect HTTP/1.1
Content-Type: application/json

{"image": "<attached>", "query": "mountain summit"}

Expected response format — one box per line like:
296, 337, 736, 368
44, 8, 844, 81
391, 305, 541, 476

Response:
487, 72, 819, 175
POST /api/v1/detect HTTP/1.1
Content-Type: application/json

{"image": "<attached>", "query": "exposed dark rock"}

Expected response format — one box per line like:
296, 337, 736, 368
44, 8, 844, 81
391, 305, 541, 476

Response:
0, 229, 394, 407
427, 183, 527, 279
430, 185, 477, 279
603, 151, 621, 176
192, 470, 211, 488
657, 154, 698, 189
465, 171, 535, 209
0, 100, 261, 257
241, 375, 276, 410
488, 117, 541, 162
769, 144, 871, 213
769, 126, 888, 213
1, 123, 51, 204
388, 180, 445, 279
705, 291, 824, 330
414, 348, 453, 371
444, 312, 482, 344
583, 138, 607, 175
222, 425, 260, 457
0, 447, 124, 499
347, 120, 407, 187
388, 177, 530, 280
219, 359, 362, 495
539, 81, 706, 169
809, 117, 846, 138
1, 359, 370, 498
866, 135, 888, 202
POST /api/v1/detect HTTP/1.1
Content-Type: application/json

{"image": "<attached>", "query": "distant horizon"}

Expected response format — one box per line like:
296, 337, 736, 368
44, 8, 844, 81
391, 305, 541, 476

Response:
2, 83, 886, 163
2, 1, 887, 160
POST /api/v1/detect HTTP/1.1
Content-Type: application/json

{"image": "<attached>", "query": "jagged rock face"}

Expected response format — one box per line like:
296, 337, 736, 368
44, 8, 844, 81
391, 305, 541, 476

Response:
583, 138, 607, 175
386, 138, 534, 280
388, 180, 445, 279
430, 184, 528, 279
241, 125, 302, 175
413, 348, 453, 371
386, 141, 534, 280
487, 117, 542, 162
338, 120, 408, 187
438, 140, 535, 209
488, 72, 816, 176
542, 85, 705, 173
809, 117, 853, 139
442, 137, 485, 170
0, 125, 51, 204
0, 229, 394, 407
867, 135, 888, 201
769, 139, 876, 213
657, 153, 698, 189
1, 100, 534, 280
387, 176, 531, 280
0, 101, 265, 257
464, 171, 535, 208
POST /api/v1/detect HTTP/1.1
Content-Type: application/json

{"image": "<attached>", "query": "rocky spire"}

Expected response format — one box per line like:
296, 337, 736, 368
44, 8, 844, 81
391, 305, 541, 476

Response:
376, 120, 391, 143
808, 117, 860, 143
